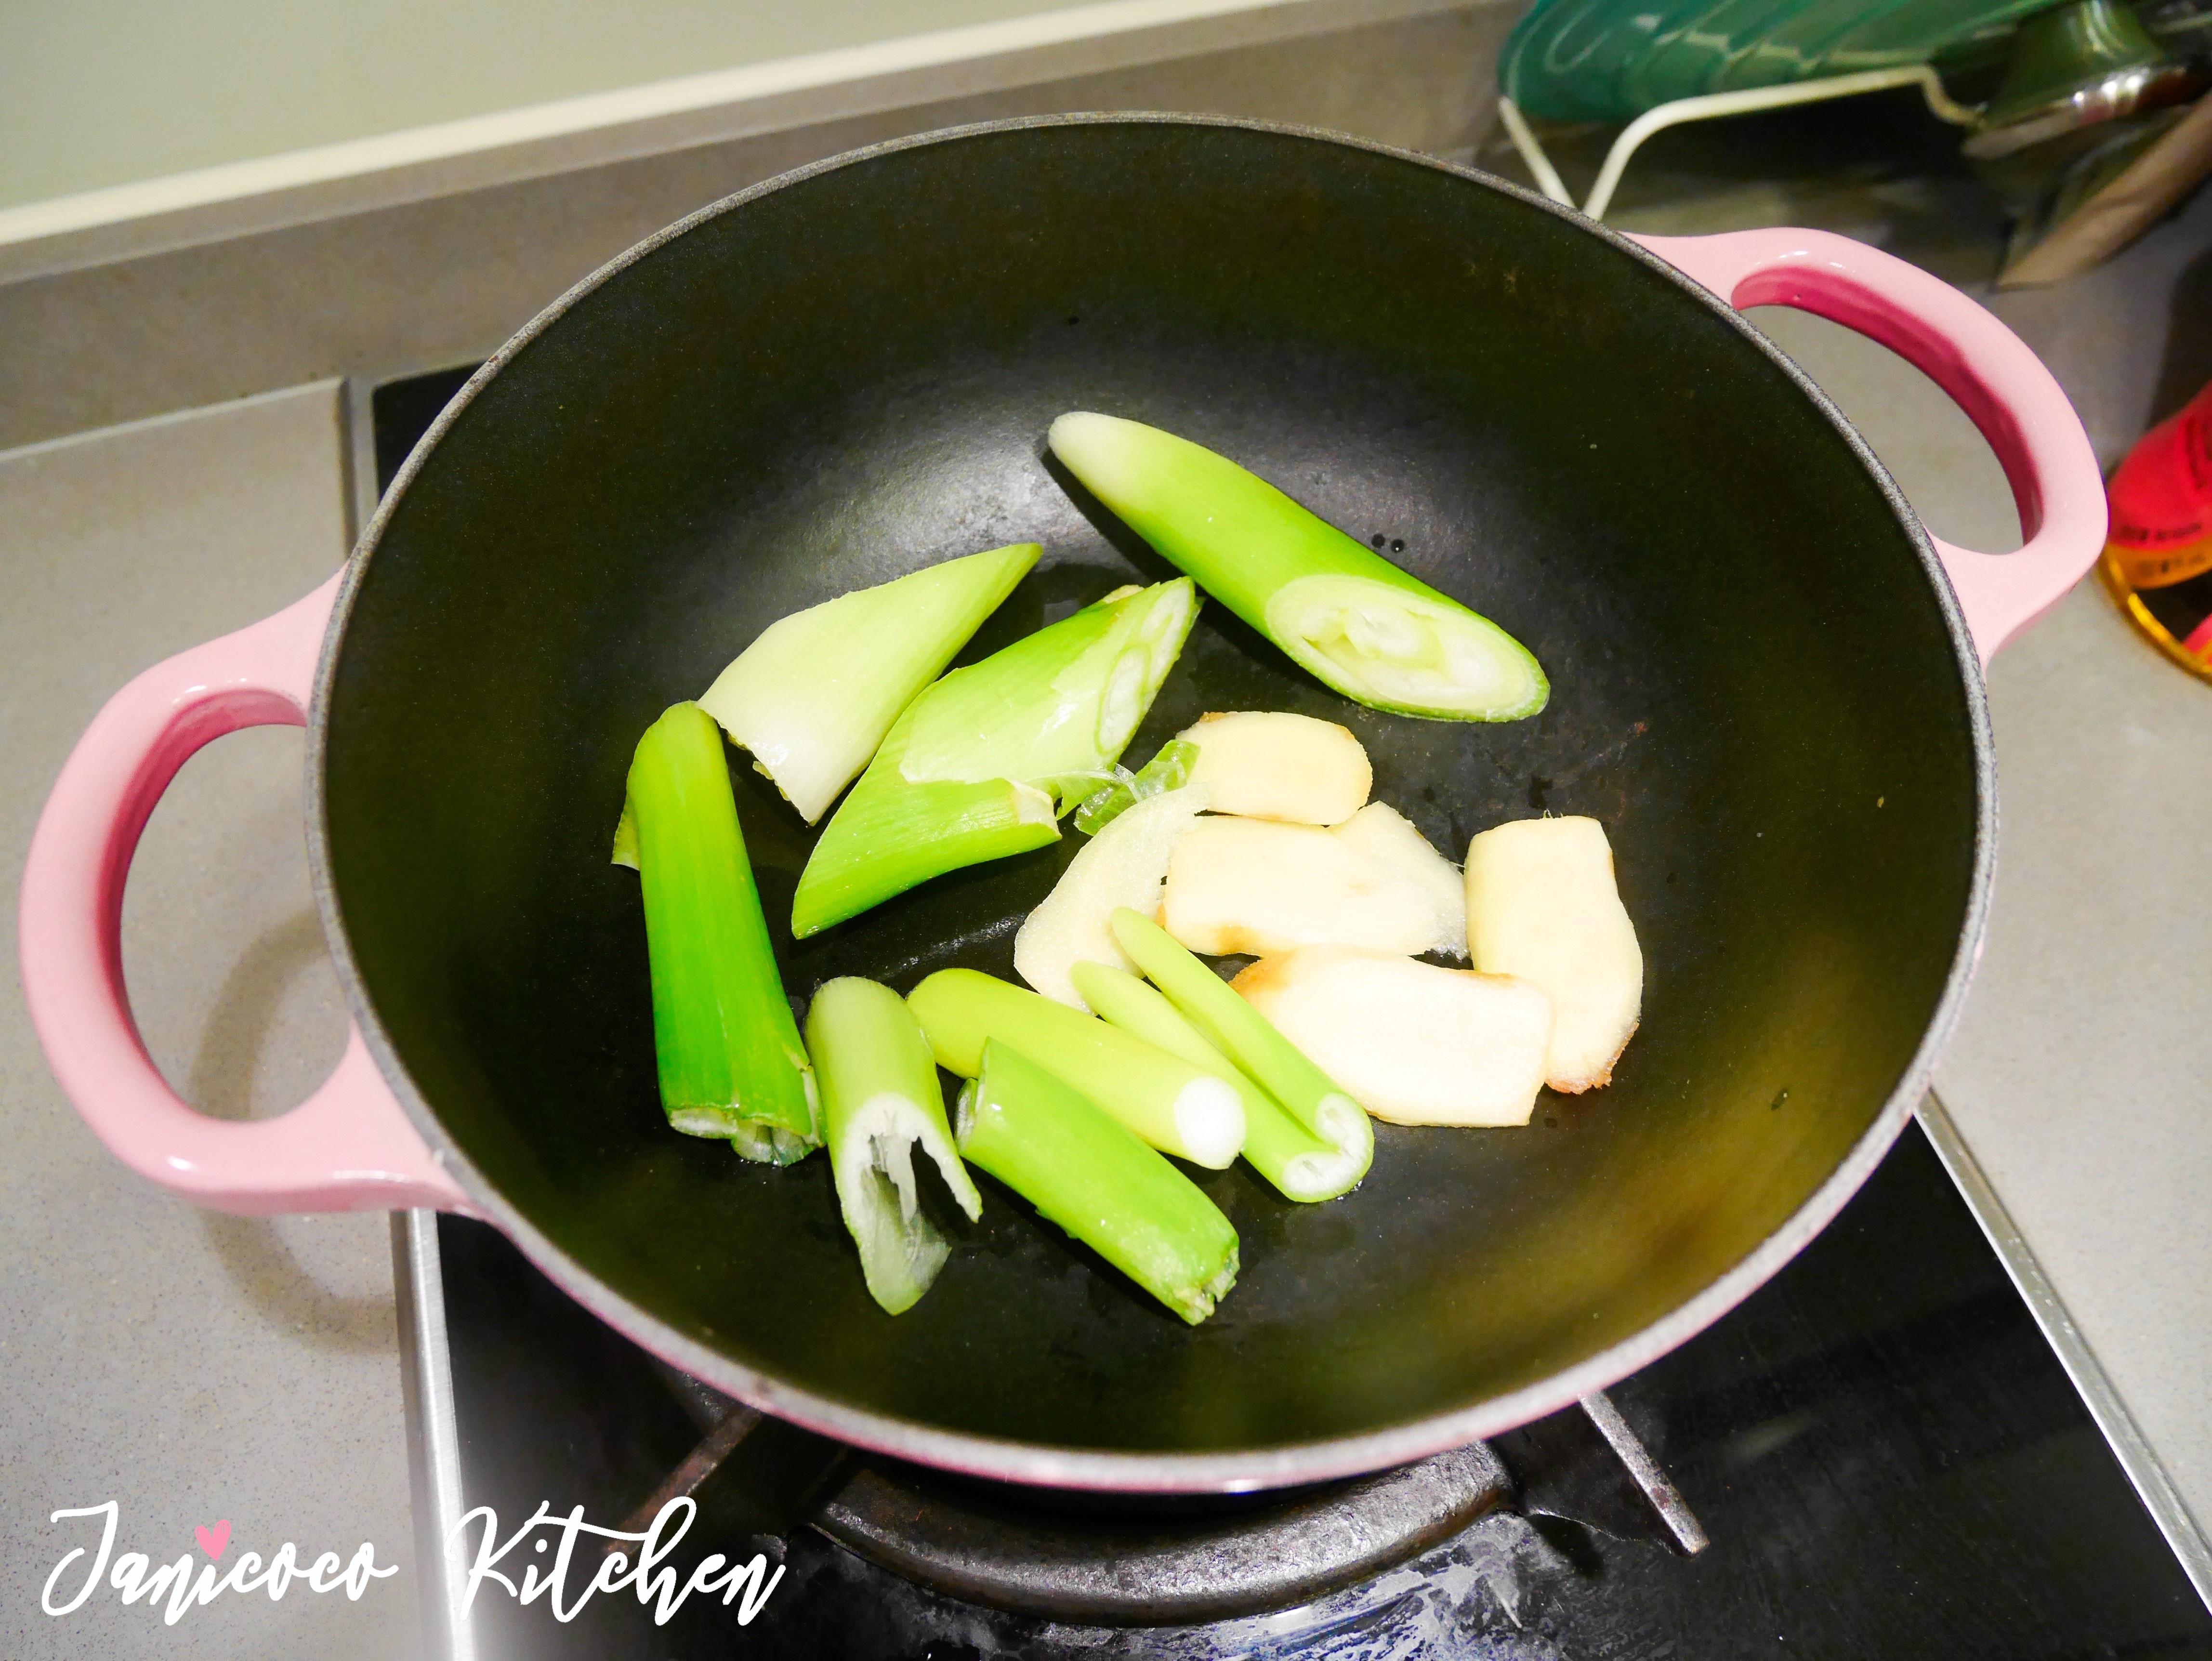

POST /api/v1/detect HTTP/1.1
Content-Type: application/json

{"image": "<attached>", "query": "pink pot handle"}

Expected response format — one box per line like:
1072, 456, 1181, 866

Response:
18, 575, 469, 1216
1632, 228, 2107, 665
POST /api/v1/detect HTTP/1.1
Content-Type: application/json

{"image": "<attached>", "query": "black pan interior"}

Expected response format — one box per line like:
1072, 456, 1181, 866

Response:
323, 119, 1978, 1463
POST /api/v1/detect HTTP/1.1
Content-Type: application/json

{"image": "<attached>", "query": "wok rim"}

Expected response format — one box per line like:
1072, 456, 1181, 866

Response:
305, 111, 1996, 1493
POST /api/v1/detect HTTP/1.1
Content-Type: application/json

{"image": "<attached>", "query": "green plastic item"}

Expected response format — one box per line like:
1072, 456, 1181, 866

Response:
1500, 0, 2054, 121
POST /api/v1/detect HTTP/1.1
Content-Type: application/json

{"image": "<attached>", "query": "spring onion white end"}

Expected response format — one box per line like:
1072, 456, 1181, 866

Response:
1071, 961, 1360, 1203
1107, 907, 1373, 1186
907, 968, 1244, 1168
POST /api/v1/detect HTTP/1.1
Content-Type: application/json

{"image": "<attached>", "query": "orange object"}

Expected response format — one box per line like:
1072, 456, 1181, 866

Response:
2101, 380, 2212, 679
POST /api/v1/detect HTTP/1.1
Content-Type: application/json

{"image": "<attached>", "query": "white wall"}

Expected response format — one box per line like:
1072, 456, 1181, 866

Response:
0, 0, 1100, 209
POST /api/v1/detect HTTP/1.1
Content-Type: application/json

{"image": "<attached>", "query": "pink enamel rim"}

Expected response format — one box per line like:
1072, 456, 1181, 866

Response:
16, 574, 468, 1215
16, 232, 2100, 1248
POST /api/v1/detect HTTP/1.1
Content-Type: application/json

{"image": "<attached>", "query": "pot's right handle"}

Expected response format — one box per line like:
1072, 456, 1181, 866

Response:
1632, 228, 2107, 665
18, 574, 469, 1217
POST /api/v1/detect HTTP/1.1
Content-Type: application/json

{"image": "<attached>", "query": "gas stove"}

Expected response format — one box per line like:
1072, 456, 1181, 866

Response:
368, 365, 2211, 1661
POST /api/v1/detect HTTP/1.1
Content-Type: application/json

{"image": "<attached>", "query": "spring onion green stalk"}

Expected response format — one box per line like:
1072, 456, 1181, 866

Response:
805, 977, 982, 1314
789, 774, 1062, 935
1070, 962, 1360, 1203
1107, 906, 1373, 1186
1073, 738, 1199, 835
611, 798, 639, 868
906, 968, 1244, 1167
698, 543, 1039, 824
620, 703, 820, 1162
792, 578, 1199, 936
1048, 414, 1546, 722
956, 1041, 1238, 1324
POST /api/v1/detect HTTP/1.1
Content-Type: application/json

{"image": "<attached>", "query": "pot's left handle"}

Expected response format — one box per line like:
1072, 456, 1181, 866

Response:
18, 575, 470, 1217
1631, 228, 2107, 665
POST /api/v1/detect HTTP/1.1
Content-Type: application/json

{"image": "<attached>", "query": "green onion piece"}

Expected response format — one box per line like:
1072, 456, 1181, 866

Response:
610, 798, 638, 868
792, 578, 1198, 936
805, 977, 983, 1314
893, 578, 1196, 786
1073, 738, 1200, 836
1137, 738, 1199, 791
789, 772, 1061, 939
1106, 906, 1373, 1185
1050, 768, 1128, 824
906, 968, 1244, 1168
1049, 413, 1546, 722
1071, 776, 1132, 834
1071, 961, 1361, 1203
956, 1041, 1238, 1324
698, 544, 1039, 824
622, 703, 819, 1162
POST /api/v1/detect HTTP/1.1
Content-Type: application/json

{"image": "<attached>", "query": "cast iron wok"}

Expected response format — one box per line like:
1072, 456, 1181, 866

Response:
25, 115, 2105, 1491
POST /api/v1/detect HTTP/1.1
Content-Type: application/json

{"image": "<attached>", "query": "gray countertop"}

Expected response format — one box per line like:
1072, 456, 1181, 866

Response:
4, 77, 2210, 1660
0, 385, 417, 1660
1939, 576, 2212, 1568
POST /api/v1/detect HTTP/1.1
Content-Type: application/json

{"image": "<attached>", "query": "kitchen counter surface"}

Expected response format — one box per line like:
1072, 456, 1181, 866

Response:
0, 384, 417, 1659
4, 83, 2209, 1660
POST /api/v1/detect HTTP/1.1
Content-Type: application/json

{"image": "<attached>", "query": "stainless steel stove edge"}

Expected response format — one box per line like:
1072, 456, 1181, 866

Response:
394, 1212, 481, 1661
1917, 1092, 2212, 1613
